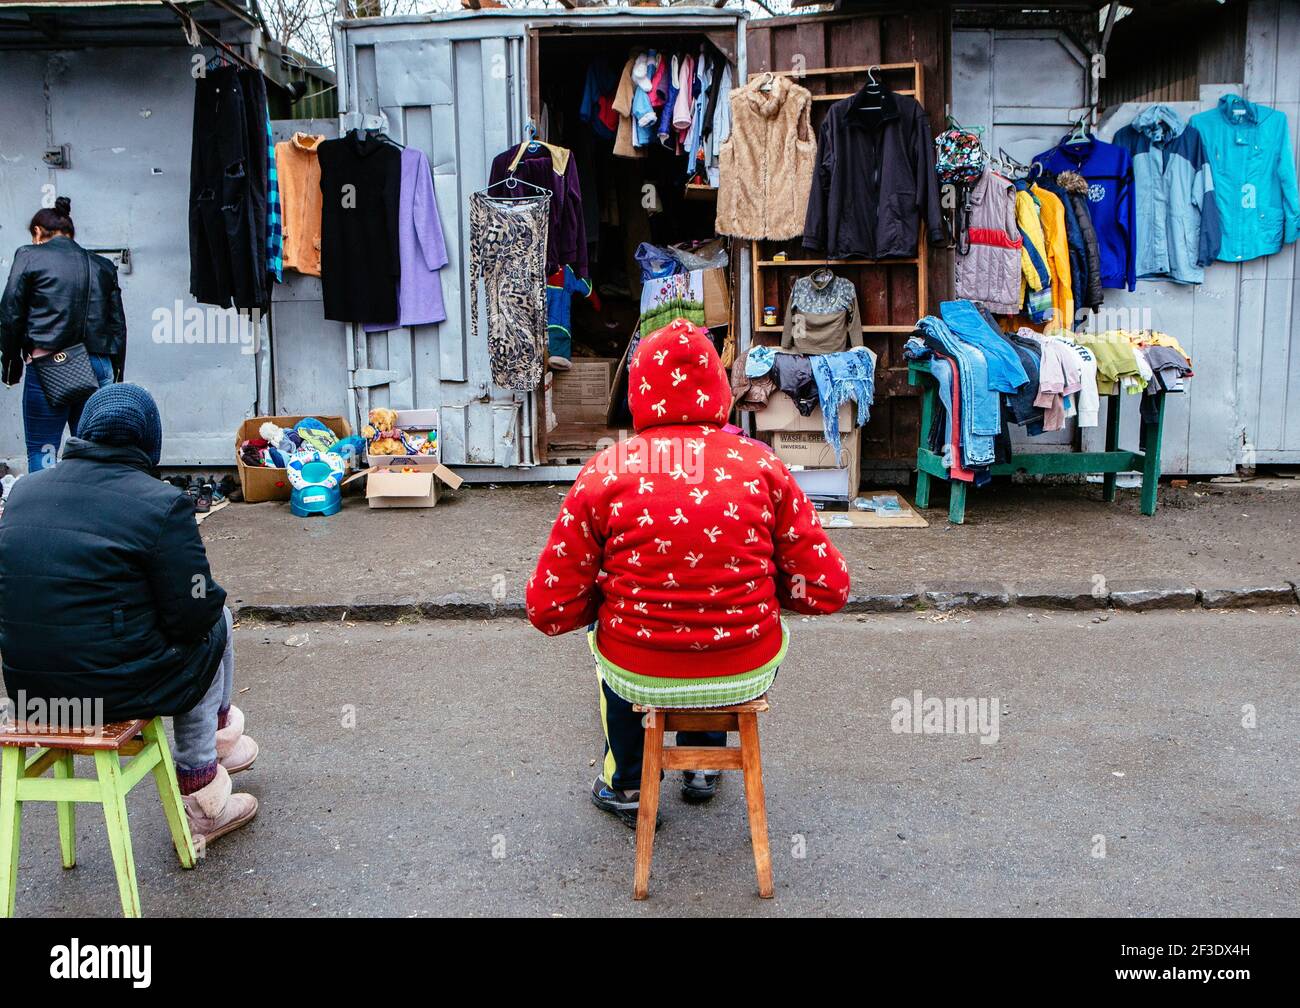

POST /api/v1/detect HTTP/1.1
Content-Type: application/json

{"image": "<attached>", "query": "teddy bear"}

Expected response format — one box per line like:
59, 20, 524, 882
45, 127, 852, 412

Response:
361, 407, 406, 456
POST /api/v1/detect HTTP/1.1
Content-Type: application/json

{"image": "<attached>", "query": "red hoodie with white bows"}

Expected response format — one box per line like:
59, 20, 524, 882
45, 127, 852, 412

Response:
526, 318, 850, 680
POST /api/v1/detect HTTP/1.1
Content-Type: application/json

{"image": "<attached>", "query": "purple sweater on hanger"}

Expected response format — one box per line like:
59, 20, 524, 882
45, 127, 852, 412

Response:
365, 146, 449, 331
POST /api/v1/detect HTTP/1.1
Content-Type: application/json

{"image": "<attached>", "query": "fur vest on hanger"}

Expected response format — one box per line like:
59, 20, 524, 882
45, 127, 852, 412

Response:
716, 75, 816, 242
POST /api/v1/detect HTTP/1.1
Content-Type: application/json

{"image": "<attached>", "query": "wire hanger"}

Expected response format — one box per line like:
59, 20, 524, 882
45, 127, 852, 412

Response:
858, 65, 883, 111
478, 174, 551, 200
757, 71, 775, 94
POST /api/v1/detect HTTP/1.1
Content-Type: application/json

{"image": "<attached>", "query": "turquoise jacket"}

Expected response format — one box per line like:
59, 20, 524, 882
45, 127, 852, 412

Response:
1189, 94, 1300, 263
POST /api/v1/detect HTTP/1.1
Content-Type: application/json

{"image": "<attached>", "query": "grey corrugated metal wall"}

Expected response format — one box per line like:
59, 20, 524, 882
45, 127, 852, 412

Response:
0, 46, 265, 470
339, 21, 532, 468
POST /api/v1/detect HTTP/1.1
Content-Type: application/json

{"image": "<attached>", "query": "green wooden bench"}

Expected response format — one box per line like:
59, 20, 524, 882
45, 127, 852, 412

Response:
908, 358, 1167, 525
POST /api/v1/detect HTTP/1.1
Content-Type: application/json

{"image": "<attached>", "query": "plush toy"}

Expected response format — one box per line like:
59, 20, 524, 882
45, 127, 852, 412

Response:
370, 436, 405, 456
361, 407, 400, 441
259, 421, 297, 455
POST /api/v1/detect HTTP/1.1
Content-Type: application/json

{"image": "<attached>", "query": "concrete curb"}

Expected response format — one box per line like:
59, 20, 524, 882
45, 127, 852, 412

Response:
232, 581, 1300, 623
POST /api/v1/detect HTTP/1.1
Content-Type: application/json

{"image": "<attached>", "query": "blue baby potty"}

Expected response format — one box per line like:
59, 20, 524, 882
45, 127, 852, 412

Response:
286, 450, 346, 517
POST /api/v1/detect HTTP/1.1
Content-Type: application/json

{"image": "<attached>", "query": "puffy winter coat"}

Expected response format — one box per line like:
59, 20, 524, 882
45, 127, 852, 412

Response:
1056, 170, 1105, 310
954, 166, 1023, 314
526, 318, 850, 679
716, 74, 817, 241
0, 439, 228, 722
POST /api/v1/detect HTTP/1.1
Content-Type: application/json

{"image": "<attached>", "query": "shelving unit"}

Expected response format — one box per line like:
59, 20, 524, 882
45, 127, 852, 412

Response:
747, 61, 927, 342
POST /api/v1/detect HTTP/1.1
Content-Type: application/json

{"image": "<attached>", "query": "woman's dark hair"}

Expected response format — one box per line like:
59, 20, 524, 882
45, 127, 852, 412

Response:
29, 196, 74, 239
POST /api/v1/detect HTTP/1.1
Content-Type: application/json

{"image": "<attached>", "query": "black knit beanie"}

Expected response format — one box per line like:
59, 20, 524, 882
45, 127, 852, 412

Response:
77, 383, 163, 466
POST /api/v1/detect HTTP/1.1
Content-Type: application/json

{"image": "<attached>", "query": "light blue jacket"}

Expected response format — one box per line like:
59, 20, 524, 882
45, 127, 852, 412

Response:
1189, 94, 1300, 263
1113, 105, 1221, 284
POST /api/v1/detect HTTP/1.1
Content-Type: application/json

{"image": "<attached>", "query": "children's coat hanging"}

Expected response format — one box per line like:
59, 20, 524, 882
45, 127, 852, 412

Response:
469, 190, 550, 392
1189, 93, 1300, 263
953, 166, 1022, 315
716, 74, 816, 241
1112, 105, 1221, 284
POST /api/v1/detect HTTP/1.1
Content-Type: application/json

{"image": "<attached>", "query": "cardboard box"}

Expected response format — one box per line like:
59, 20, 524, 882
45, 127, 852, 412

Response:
702, 267, 730, 327
552, 358, 615, 423
773, 428, 861, 501
235, 414, 351, 504
754, 395, 852, 433
365, 408, 441, 467
357, 462, 464, 509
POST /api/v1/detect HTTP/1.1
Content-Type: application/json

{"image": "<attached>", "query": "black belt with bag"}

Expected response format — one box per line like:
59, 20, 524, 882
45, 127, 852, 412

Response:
30, 245, 99, 409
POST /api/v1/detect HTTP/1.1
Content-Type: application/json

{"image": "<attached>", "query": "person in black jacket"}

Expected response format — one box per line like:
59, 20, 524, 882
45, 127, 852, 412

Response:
0, 384, 259, 845
0, 197, 127, 473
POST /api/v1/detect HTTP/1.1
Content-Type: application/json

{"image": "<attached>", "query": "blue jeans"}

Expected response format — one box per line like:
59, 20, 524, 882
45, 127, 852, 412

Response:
174, 607, 235, 780
22, 352, 115, 472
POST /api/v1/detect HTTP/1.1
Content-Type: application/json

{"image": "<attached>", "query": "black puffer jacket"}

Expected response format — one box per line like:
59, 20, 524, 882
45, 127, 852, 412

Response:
0, 236, 127, 386
1056, 171, 1105, 311
0, 439, 227, 722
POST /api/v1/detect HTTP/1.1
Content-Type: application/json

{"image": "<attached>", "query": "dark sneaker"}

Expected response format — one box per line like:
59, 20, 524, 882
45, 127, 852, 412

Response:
681, 770, 720, 803
591, 778, 660, 830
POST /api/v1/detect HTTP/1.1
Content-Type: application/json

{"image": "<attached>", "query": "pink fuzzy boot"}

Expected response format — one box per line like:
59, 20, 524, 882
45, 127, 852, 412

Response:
182, 765, 258, 847
217, 705, 259, 774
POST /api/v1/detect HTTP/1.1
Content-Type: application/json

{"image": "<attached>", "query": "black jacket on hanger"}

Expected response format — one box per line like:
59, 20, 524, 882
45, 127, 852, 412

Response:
803, 82, 946, 259
318, 130, 402, 323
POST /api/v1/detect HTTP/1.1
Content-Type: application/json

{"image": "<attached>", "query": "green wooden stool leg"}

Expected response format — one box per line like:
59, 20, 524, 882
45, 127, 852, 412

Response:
143, 718, 195, 869
948, 480, 967, 525
0, 746, 23, 918
54, 751, 76, 869
94, 750, 141, 918
916, 382, 934, 509
1102, 395, 1122, 503
1139, 395, 1166, 516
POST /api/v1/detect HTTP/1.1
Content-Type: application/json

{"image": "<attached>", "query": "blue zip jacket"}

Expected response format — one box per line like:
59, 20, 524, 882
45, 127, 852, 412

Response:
1037, 134, 1136, 291
1189, 93, 1300, 263
1113, 105, 1222, 284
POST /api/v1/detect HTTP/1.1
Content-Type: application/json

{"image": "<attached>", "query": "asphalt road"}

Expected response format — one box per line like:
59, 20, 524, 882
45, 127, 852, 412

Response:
10, 608, 1298, 917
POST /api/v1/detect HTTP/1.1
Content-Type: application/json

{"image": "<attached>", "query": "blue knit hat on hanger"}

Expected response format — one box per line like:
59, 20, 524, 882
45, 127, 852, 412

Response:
77, 383, 163, 466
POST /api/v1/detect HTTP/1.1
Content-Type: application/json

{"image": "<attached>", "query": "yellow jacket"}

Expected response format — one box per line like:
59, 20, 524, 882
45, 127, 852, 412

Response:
1032, 184, 1074, 327
1014, 188, 1049, 294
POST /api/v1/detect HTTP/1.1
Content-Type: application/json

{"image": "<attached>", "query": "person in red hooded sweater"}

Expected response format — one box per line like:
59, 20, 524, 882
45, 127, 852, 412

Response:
527, 318, 850, 825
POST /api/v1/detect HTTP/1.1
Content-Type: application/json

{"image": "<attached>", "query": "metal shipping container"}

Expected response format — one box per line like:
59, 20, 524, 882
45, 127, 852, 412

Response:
335, 7, 748, 481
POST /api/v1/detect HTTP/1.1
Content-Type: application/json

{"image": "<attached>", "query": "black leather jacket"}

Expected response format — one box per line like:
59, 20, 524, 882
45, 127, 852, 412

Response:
1, 236, 127, 386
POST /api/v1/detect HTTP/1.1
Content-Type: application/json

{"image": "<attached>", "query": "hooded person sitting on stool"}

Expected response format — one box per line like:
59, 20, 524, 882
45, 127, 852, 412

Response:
0, 383, 258, 843
526, 318, 850, 825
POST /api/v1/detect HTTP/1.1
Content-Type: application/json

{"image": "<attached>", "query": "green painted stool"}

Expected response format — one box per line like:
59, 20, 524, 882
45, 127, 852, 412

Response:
0, 716, 195, 918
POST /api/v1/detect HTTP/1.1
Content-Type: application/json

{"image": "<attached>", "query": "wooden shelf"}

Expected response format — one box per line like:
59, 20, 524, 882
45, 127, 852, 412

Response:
757, 257, 919, 267
749, 60, 928, 352
753, 324, 916, 334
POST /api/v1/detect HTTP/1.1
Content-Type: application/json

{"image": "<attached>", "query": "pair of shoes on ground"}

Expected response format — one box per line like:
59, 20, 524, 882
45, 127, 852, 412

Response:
591, 770, 720, 829
182, 704, 259, 847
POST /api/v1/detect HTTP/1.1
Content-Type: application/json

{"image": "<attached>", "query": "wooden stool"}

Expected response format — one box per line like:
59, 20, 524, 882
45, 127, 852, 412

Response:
0, 717, 195, 918
631, 695, 772, 900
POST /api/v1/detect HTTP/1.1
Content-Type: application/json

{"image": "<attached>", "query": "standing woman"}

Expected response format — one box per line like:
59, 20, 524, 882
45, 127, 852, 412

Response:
1, 197, 126, 472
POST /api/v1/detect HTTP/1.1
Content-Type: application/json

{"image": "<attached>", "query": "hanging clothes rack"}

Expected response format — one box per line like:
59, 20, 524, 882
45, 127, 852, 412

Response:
161, 0, 262, 75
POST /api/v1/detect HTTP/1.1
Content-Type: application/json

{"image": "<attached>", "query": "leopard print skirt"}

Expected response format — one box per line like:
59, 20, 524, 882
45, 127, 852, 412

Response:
469, 192, 551, 391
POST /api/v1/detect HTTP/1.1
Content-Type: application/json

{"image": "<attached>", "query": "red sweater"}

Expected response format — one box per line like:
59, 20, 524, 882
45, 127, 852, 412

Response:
527, 319, 850, 679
